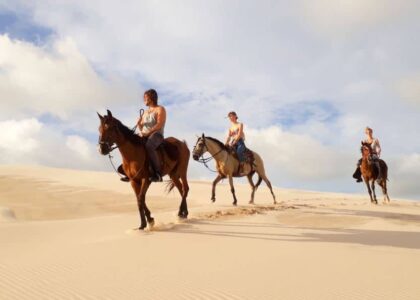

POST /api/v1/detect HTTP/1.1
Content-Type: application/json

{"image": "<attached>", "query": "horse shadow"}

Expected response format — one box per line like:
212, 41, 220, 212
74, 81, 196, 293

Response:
163, 217, 420, 250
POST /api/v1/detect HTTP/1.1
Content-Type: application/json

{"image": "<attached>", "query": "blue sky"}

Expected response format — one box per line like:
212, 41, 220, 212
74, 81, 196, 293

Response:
0, 1, 419, 198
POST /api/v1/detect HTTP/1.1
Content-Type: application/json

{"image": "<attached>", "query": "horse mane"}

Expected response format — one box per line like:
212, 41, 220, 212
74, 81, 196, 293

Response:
115, 120, 146, 145
205, 136, 229, 151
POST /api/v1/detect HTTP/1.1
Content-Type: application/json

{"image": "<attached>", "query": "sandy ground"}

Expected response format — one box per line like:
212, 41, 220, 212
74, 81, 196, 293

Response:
1, 165, 420, 300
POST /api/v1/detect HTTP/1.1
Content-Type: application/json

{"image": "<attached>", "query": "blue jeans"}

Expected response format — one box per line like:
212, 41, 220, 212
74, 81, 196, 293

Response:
234, 139, 246, 162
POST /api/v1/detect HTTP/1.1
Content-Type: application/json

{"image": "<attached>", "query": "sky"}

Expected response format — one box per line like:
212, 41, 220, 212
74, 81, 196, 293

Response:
0, 0, 419, 199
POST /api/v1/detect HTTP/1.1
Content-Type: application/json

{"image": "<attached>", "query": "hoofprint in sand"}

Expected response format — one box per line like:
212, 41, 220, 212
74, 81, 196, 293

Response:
1, 165, 420, 300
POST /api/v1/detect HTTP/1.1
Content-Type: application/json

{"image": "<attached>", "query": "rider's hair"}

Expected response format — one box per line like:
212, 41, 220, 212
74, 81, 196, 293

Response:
228, 111, 238, 119
365, 126, 373, 134
144, 89, 158, 105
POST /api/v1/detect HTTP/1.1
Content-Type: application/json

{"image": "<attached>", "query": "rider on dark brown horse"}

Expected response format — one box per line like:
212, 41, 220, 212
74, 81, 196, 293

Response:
353, 126, 382, 183
138, 89, 166, 182
119, 89, 166, 182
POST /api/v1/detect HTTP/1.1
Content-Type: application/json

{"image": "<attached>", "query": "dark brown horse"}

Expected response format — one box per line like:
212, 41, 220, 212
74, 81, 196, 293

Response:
360, 142, 390, 204
97, 110, 190, 229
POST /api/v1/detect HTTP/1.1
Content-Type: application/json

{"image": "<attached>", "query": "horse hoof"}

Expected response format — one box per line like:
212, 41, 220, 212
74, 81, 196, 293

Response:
233, 202, 237, 206
148, 219, 155, 228
178, 214, 188, 219
211, 198, 216, 203
139, 225, 147, 230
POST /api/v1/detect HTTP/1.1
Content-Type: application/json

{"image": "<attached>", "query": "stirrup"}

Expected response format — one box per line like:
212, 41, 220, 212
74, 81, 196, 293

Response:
149, 173, 163, 182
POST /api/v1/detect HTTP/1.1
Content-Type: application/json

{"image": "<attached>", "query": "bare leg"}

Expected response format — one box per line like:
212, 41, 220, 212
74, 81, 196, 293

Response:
247, 174, 256, 204
228, 175, 238, 206
211, 174, 223, 202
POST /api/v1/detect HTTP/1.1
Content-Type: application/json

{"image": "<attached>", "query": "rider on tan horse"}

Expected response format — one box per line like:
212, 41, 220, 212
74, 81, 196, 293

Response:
192, 128, 276, 206
224, 111, 251, 176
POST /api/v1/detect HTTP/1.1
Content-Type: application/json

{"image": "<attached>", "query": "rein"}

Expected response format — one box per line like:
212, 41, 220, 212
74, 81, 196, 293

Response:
100, 109, 145, 179
195, 138, 229, 173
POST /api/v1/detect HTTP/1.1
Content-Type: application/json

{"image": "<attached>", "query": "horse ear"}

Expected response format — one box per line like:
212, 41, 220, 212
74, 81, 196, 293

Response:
97, 112, 104, 121
107, 109, 113, 118
202, 133, 205, 138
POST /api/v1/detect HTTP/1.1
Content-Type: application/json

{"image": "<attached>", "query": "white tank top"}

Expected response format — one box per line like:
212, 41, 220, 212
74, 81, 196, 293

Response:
141, 110, 165, 135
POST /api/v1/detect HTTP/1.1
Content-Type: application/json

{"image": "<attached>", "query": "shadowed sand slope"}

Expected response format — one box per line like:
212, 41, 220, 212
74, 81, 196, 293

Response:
1, 165, 420, 300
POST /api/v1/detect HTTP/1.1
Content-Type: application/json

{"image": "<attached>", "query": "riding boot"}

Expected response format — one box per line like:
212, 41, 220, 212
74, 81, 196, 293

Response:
118, 165, 130, 182
352, 159, 363, 182
145, 132, 164, 182
148, 150, 163, 182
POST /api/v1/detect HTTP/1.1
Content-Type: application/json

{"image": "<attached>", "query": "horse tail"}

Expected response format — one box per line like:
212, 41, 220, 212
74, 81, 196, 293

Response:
255, 175, 263, 190
165, 179, 176, 194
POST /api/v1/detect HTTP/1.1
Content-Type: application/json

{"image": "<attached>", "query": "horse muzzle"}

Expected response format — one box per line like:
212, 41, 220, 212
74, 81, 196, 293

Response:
98, 143, 111, 155
192, 154, 199, 161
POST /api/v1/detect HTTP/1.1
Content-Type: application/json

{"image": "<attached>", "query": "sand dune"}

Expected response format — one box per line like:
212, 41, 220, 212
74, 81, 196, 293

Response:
1, 165, 420, 300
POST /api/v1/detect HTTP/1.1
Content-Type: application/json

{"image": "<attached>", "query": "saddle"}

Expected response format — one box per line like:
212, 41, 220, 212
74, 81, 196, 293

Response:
228, 146, 255, 176
157, 140, 179, 161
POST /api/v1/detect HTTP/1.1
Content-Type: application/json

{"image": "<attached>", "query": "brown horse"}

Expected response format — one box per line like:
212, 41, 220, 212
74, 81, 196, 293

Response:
97, 110, 190, 229
360, 142, 390, 204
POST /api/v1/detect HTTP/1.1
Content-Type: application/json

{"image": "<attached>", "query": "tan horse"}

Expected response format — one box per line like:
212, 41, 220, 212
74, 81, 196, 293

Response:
98, 110, 190, 229
192, 134, 276, 205
360, 142, 390, 204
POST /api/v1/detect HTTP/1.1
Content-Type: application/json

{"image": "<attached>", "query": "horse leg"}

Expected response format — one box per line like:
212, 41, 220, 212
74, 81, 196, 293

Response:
247, 174, 256, 204
180, 175, 189, 218
138, 179, 151, 230
380, 180, 390, 203
371, 180, 378, 204
365, 180, 374, 204
211, 174, 223, 202
130, 180, 146, 229
171, 176, 188, 219
259, 173, 276, 204
228, 175, 238, 206
144, 203, 154, 226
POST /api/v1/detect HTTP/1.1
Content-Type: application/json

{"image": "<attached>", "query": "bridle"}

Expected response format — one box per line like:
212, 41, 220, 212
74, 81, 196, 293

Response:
98, 109, 144, 179
193, 137, 228, 173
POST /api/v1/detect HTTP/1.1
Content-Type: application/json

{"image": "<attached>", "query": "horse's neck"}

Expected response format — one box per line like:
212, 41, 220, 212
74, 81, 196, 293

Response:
117, 138, 145, 165
205, 139, 228, 161
361, 156, 372, 171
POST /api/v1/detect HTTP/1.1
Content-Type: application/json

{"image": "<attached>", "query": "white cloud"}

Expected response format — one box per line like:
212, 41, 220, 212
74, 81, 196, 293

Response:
0, 34, 140, 122
0, 117, 105, 170
396, 74, 420, 107
246, 126, 353, 180
0, 118, 42, 152
301, 0, 418, 38
66, 135, 92, 160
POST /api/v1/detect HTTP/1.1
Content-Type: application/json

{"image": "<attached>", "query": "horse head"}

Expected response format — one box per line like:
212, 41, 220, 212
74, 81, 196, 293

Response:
192, 133, 207, 161
97, 109, 120, 155
360, 141, 373, 159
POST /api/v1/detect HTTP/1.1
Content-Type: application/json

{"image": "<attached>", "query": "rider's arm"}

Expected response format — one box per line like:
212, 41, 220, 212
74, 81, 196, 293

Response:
225, 130, 231, 145
144, 106, 166, 136
137, 116, 143, 131
376, 139, 381, 157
